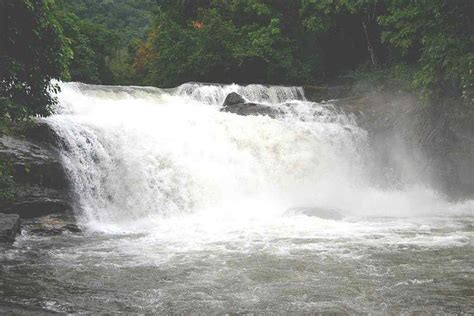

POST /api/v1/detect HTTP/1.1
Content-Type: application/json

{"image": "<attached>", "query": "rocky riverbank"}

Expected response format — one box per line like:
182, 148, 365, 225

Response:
0, 121, 71, 218
0, 121, 73, 245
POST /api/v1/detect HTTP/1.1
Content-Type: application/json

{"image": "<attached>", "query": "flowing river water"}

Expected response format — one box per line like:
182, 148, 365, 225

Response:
1, 82, 473, 313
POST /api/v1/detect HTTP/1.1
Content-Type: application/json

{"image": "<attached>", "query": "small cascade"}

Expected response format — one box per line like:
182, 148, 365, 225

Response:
174, 82, 305, 105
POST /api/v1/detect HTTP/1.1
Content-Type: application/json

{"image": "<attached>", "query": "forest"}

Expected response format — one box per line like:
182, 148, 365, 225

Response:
1, 0, 473, 122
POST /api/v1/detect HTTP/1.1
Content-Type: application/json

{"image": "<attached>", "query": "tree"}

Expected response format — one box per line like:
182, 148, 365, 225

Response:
0, 0, 72, 120
58, 0, 158, 85
63, 16, 119, 84
134, 0, 315, 87
379, 0, 473, 101
59, 12, 101, 83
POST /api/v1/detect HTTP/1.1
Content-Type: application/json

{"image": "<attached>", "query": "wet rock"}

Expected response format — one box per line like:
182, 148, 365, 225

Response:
333, 91, 474, 198
4, 186, 70, 218
0, 213, 21, 243
0, 121, 71, 218
221, 92, 281, 118
19, 120, 63, 145
223, 92, 246, 106
24, 214, 81, 236
221, 102, 281, 118
286, 207, 343, 220
0, 128, 67, 189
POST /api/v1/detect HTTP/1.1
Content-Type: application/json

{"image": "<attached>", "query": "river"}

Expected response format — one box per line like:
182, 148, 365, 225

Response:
1, 82, 472, 313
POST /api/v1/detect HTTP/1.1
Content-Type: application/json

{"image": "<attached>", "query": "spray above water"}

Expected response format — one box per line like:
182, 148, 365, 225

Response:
46, 82, 469, 232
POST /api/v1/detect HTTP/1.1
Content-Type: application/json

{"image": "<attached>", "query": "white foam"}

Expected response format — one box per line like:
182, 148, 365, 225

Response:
46, 82, 473, 247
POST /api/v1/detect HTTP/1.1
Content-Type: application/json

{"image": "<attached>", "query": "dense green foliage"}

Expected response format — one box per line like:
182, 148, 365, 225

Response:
379, 0, 473, 100
58, 0, 157, 84
0, 0, 72, 121
0, 0, 472, 121
135, 1, 315, 86
63, 0, 156, 45
58, 11, 119, 84
130, 0, 472, 102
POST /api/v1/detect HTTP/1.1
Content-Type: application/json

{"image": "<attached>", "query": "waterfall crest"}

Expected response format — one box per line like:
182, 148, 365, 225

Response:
45, 82, 467, 231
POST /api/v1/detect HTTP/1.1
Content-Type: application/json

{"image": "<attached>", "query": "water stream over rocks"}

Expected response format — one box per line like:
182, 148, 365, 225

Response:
0, 82, 472, 313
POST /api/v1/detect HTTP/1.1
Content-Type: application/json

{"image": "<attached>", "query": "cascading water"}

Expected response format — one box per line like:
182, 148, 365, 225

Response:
45, 82, 365, 229
47, 82, 469, 231
174, 82, 305, 105
1, 82, 472, 314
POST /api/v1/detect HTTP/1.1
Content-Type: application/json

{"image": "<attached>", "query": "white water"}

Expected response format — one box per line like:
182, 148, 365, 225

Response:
45, 82, 471, 237
1, 82, 472, 313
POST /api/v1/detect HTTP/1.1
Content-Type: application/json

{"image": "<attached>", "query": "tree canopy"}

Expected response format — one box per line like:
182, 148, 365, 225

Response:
1, 0, 472, 122
126, 0, 472, 103
0, 0, 72, 120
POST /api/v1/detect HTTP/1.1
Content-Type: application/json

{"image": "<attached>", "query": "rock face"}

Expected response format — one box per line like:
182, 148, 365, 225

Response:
330, 92, 474, 199
0, 213, 20, 243
23, 214, 81, 236
221, 92, 281, 118
0, 121, 71, 218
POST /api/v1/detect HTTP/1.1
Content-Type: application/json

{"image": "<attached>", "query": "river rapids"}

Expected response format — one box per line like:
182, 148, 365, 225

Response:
0, 82, 472, 313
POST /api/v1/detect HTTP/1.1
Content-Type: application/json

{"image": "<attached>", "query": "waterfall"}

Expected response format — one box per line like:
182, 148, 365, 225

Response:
45, 82, 465, 231
174, 82, 305, 105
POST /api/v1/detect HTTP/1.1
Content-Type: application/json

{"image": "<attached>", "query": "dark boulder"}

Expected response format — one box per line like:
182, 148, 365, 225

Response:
0, 213, 21, 243
0, 121, 71, 218
223, 92, 246, 106
221, 92, 281, 118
